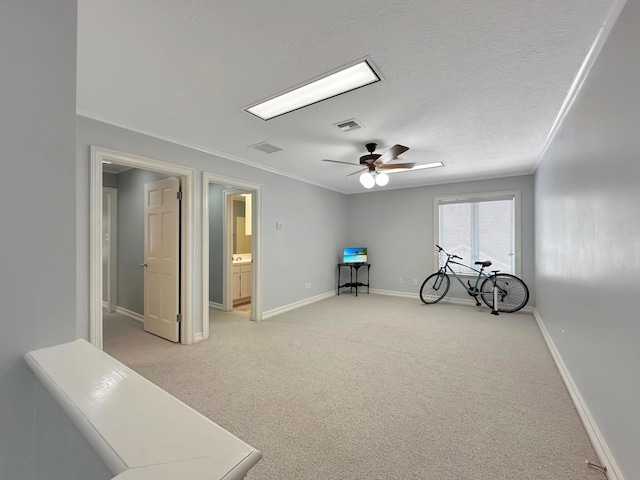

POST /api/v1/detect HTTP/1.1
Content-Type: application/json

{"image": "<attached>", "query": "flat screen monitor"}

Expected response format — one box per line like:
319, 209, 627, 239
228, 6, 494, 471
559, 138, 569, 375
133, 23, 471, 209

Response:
343, 247, 367, 264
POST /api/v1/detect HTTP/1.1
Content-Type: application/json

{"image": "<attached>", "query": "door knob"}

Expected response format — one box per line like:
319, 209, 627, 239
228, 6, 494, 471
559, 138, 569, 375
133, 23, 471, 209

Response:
140, 262, 148, 267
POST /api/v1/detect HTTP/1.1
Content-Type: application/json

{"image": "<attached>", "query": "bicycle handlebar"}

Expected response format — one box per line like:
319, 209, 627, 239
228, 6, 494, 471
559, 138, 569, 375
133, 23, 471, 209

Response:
435, 245, 462, 260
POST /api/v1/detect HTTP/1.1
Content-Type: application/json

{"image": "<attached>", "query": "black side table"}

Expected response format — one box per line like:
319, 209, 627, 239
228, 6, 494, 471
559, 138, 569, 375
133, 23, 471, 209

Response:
336, 262, 371, 296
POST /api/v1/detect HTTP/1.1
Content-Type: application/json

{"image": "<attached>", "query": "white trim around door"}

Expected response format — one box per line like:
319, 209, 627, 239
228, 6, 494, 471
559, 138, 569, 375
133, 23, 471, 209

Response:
102, 187, 118, 313
90, 146, 196, 349
202, 172, 262, 341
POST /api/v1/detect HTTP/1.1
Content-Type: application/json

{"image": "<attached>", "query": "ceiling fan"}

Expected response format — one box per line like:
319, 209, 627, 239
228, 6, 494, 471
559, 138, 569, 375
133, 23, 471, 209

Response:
322, 143, 416, 188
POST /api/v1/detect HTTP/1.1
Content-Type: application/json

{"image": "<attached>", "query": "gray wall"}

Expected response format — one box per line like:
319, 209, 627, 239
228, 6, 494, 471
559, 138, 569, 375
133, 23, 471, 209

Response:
347, 175, 535, 304
209, 183, 228, 304
534, 1, 640, 477
76, 116, 350, 338
116, 168, 171, 315
0, 1, 109, 478
33, 382, 112, 480
103, 172, 118, 188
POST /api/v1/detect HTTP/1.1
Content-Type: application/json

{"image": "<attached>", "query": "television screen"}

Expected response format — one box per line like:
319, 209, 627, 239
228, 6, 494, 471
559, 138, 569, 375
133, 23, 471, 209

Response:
343, 247, 368, 263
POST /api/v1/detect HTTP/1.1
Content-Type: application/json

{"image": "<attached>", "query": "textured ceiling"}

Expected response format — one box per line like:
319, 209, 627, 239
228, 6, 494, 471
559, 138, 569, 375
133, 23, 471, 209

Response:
77, 0, 614, 193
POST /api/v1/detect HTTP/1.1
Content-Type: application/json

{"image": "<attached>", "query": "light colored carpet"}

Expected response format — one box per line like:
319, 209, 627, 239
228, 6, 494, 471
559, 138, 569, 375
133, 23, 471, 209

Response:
103, 295, 605, 480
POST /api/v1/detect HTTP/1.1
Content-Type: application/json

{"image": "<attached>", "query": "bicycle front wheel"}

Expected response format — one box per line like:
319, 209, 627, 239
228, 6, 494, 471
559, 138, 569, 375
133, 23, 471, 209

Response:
480, 274, 529, 313
420, 272, 450, 304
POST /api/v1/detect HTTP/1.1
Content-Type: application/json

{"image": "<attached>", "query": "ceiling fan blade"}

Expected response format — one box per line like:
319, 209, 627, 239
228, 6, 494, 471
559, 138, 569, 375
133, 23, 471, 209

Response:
377, 162, 416, 170
322, 159, 361, 166
346, 168, 367, 177
377, 144, 409, 164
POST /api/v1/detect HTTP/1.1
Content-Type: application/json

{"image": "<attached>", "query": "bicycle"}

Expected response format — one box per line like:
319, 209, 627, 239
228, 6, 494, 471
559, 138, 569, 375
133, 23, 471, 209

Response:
419, 245, 529, 314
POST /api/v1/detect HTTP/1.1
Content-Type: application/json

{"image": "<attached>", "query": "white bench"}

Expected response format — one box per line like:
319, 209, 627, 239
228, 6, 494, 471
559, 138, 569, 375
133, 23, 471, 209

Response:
25, 339, 261, 480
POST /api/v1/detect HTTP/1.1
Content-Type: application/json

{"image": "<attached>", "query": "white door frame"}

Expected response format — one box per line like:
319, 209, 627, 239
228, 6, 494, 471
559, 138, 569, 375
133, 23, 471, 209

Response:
90, 146, 196, 349
202, 172, 262, 340
102, 187, 118, 313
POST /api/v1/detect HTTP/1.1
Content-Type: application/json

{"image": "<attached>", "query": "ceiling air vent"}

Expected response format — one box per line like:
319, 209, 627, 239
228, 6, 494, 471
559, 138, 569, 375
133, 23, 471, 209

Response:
249, 142, 282, 154
335, 119, 363, 132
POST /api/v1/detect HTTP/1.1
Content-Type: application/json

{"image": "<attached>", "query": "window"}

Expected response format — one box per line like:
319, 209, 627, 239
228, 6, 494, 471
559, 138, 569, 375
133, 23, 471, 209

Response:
434, 191, 520, 275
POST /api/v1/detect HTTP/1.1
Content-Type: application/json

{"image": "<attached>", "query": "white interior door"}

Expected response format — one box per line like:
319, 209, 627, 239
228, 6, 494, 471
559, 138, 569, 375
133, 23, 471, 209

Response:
144, 177, 180, 342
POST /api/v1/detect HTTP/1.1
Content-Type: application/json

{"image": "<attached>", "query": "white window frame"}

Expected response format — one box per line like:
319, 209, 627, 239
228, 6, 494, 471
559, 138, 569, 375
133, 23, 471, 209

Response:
433, 190, 522, 276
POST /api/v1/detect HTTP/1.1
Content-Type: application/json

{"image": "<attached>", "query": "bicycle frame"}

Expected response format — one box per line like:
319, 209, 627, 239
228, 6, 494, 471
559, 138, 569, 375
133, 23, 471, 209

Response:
432, 250, 507, 305
438, 258, 494, 296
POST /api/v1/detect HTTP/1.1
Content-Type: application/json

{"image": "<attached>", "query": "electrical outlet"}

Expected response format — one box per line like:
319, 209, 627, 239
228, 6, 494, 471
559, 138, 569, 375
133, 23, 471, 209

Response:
413, 279, 418, 286
399, 278, 403, 284
276, 222, 283, 230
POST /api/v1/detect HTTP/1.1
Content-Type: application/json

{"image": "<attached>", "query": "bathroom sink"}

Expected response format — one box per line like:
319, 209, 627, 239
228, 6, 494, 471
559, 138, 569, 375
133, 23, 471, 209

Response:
233, 256, 252, 264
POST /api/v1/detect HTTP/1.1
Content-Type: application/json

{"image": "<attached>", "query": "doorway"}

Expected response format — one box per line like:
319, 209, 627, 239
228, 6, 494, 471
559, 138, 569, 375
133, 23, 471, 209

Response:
228, 191, 253, 314
90, 146, 196, 349
202, 172, 262, 340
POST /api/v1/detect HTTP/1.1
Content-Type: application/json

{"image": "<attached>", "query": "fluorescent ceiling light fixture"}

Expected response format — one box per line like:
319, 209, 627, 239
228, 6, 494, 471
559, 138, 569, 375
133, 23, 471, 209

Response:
387, 162, 444, 174
245, 60, 380, 120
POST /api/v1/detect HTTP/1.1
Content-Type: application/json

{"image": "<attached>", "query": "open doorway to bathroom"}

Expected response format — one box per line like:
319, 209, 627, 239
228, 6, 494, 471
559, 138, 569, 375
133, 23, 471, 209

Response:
202, 172, 261, 340
229, 192, 253, 314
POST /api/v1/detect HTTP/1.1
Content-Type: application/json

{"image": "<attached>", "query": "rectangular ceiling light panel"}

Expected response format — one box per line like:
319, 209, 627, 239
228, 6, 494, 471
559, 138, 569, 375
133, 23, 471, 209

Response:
387, 162, 444, 174
245, 60, 380, 120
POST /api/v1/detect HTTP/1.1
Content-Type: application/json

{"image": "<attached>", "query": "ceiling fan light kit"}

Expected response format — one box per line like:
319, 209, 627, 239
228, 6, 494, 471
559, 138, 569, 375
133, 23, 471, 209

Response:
359, 171, 375, 189
324, 142, 424, 189
359, 171, 389, 188
360, 171, 389, 188
375, 172, 389, 186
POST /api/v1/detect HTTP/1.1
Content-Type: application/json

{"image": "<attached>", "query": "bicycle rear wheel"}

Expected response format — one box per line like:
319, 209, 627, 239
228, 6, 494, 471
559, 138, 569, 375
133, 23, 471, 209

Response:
420, 272, 450, 304
480, 274, 529, 313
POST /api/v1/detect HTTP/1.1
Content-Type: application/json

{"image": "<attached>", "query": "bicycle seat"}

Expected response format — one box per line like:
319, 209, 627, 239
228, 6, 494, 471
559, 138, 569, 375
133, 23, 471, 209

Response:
475, 260, 492, 267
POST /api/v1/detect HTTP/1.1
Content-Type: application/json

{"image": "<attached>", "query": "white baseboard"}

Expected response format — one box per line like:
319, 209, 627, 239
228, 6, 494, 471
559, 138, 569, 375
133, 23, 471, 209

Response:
262, 291, 335, 320
193, 332, 204, 343
533, 309, 624, 480
115, 306, 144, 323
371, 288, 478, 306
208, 302, 223, 311
369, 288, 418, 299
